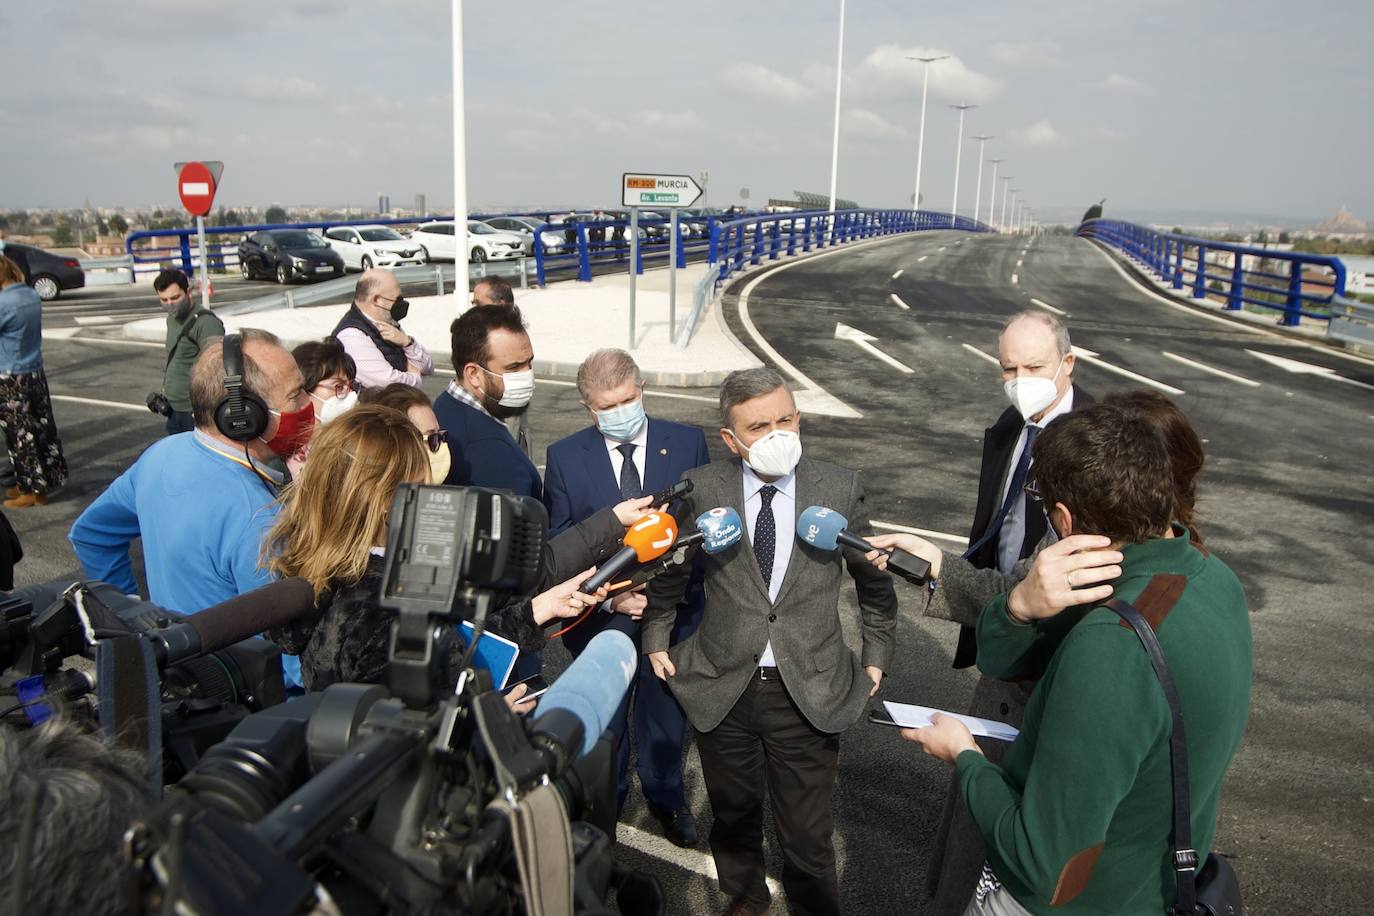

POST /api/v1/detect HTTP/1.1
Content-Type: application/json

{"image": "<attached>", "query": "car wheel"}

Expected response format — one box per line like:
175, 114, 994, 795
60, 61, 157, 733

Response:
360, 255, 373, 270
240, 259, 251, 280
32, 275, 60, 301
470, 247, 487, 263
276, 263, 290, 284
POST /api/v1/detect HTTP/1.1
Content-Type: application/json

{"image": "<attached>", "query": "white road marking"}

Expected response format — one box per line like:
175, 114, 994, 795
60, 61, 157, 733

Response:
1016, 259, 1023, 267
834, 323, 914, 373
1162, 351, 1261, 387
74, 314, 151, 325
961, 343, 1001, 367
618, 824, 783, 899
889, 293, 910, 311
917, 255, 929, 263
872, 520, 969, 546
891, 269, 904, 280
1245, 349, 1374, 392
1029, 297, 1066, 316
938, 246, 947, 252
1011, 273, 1019, 285
51, 395, 147, 412
439, 370, 717, 404
43, 331, 162, 347
1071, 345, 1185, 395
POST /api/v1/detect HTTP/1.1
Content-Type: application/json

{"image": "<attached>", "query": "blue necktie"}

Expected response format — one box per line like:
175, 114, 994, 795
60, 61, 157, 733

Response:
963, 425, 1040, 561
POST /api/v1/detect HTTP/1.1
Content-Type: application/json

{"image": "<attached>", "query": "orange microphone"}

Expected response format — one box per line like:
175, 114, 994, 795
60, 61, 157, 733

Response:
579, 512, 679, 594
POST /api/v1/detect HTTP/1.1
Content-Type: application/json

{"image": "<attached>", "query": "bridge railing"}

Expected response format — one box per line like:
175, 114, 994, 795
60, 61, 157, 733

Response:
530, 214, 720, 285
1077, 218, 1347, 327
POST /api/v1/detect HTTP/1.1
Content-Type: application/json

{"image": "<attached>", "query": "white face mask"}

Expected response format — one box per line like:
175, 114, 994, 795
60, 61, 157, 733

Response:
1003, 358, 1065, 420
733, 428, 802, 478
311, 389, 358, 424
428, 441, 452, 484
483, 367, 536, 409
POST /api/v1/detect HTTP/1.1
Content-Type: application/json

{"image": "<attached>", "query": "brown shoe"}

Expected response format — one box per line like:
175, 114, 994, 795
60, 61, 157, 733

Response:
3, 486, 17, 499
722, 900, 770, 916
3, 491, 48, 508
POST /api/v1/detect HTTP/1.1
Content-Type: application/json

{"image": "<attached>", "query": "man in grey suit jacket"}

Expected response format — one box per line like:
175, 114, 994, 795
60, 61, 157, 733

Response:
644, 368, 898, 916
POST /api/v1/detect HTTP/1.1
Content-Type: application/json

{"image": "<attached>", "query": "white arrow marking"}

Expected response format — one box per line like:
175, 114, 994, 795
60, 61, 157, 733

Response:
1245, 349, 1374, 392
917, 255, 928, 263
961, 343, 1001, 367
889, 293, 910, 310
1162, 351, 1261, 387
1071, 345, 1185, 395
1030, 297, 1066, 316
891, 269, 904, 279
835, 323, 913, 373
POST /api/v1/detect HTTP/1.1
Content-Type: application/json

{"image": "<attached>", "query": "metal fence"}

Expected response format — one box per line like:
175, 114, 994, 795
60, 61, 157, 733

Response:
1077, 218, 1347, 327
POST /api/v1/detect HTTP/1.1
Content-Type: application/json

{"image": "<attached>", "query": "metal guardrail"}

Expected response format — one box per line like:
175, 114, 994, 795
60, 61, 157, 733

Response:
1327, 296, 1374, 348
679, 262, 723, 349
1076, 218, 1347, 327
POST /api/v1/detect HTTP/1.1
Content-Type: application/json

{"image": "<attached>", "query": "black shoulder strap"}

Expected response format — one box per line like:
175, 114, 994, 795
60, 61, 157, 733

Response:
1104, 597, 1197, 915
165, 309, 212, 370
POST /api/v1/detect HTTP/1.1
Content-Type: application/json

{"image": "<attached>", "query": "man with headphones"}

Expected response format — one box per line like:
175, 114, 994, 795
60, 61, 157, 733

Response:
69, 329, 316, 685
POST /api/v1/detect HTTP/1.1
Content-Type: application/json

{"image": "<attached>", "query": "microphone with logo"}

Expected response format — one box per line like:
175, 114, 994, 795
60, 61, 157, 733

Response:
795, 505, 932, 585
578, 511, 680, 594
608, 506, 745, 591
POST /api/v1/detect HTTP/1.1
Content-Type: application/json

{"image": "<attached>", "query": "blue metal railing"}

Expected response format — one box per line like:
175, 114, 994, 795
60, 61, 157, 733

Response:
1077, 218, 1347, 327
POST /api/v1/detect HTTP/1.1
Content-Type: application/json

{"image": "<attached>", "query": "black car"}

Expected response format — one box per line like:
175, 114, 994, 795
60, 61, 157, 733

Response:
237, 229, 344, 284
3, 243, 85, 301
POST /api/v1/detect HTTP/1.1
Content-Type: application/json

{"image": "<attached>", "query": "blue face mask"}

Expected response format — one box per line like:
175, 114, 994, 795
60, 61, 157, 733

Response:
595, 398, 647, 442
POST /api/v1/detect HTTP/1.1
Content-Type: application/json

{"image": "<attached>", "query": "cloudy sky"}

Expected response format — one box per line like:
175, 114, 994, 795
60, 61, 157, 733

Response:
3, 0, 1370, 223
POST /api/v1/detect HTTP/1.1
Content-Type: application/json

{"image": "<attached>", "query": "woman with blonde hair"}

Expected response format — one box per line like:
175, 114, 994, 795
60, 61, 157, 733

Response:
266, 404, 648, 691
0, 255, 68, 507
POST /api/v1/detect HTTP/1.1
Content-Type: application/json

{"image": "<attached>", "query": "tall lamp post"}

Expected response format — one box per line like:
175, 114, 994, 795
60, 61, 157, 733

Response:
948, 103, 976, 220
451, 0, 468, 283
986, 158, 1004, 230
1000, 176, 1013, 234
907, 54, 948, 211
1010, 191, 1022, 234
970, 135, 992, 228
826, 0, 846, 228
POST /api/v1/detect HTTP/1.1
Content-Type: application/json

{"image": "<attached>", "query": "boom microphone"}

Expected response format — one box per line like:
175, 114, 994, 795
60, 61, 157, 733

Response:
795, 506, 932, 585
531, 629, 637, 760
579, 512, 678, 594
142, 577, 317, 668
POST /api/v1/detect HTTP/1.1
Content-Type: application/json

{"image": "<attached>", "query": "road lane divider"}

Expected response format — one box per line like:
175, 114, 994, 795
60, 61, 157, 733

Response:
961, 343, 1000, 367
1029, 297, 1066, 316
892, 269, 904, 280
917, 255, 929, 263
889, 293, 911, 311
835, 323, 914, 373
1162, 351, 1261, 387
1245, 349, 1374, 393
51, 395, 147, 413
1011, 273, 1019, 285
1072, 345, 1184, 395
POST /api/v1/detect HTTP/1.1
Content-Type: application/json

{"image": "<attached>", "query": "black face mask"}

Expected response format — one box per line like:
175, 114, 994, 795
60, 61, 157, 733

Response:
386, 296, 410, 321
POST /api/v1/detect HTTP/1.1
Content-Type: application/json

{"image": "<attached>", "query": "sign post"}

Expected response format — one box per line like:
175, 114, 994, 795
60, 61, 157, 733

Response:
175, 161, 223, 306
621, 173, 703, 350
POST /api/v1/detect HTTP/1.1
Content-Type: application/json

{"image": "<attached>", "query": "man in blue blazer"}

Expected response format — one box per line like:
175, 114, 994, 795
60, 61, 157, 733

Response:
544, 349, 711, 847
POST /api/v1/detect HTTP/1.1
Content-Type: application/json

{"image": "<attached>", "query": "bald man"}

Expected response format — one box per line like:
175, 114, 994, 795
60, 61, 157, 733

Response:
333, 268, 434, 389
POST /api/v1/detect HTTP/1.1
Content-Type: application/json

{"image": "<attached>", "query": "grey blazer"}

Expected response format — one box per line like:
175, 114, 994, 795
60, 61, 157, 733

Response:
642, 456, 899, 735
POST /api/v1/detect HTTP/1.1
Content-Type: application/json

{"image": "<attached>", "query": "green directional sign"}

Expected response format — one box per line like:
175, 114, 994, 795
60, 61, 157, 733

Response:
622, 172, 703, 208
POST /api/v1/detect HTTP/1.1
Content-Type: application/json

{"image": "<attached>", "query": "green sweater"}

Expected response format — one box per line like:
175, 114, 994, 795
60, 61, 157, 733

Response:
956, 529, 1252, 915
163, 308, 225, 413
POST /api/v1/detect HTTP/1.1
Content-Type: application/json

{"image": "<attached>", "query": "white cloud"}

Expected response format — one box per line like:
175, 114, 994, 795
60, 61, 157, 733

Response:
842, 108, 907, 141
723, 62, 815, 104
1010, 119, 1066, 147
988, 40, 1063, 67
637, 109, 704, 132
851, 45, 1003, 104
1098, 73, 1153, 95
241, 76, 325, 103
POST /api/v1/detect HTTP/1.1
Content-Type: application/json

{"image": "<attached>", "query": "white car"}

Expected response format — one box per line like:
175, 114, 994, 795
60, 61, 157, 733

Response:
483, 216, 565, 256
323, 225, 426, 270
411, 220, 527, 263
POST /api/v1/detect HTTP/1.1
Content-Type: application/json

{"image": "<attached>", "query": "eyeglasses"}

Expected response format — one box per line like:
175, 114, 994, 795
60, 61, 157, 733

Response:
425, 431, 447, 453
313, 380, 358, 399
1023, 481, 1043, 503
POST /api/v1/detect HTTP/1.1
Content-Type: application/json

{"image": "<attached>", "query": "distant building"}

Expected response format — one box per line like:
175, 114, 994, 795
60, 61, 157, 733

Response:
767, 190, 861, 211
378, 193, 391, 215
1311, 207, 1370, 238
414, 193, 426, 215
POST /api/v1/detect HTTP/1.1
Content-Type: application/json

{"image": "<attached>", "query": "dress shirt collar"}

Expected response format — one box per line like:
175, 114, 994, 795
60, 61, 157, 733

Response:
742, 460, 797, 501
446, 379, 491, 419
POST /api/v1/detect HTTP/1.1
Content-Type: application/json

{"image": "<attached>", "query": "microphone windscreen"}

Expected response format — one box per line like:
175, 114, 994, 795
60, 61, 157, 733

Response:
796, 505, 848, 552
695, 507, 744, 553
534, 630, 637, 757
186, 577, 317, 656
623, 512, 679, 562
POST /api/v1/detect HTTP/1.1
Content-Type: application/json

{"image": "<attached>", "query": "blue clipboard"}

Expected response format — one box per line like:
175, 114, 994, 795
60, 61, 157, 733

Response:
454, 621, 521, 689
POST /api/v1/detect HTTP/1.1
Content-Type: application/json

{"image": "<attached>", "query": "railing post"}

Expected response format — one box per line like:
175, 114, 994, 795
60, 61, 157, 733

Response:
1192, 246, 1208, 299
1282, 263, 1303, 326
1227, 254, 1244, 311
750, 220, 763, 266
534, 233, 547, 287
179, 233, 193, 273
769, 220, 780, 261
1172, 241, 1184, 289
708, 222, 721, 264
786, 217, 797, 256
634, 229, 644, 275
577, 224, 592, 281
801, 216, 812, 253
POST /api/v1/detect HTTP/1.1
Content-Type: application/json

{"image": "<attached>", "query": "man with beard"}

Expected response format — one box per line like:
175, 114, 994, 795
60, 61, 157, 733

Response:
333, 268, 434, 390
433, 303, 541, 499
154, 269, 224, 435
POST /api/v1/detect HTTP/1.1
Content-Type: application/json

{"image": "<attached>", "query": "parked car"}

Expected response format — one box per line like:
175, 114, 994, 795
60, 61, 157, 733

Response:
323, 225, 425, 270
412, 220, 523, 262
237, 229, 344, 284
483, 216, 565, 256
2, 243, 85, 301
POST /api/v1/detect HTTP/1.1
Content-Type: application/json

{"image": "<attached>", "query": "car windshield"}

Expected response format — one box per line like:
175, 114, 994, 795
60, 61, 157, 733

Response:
272, 231, 327, 248
468, 222, 498, 234
359, 228, 403, 242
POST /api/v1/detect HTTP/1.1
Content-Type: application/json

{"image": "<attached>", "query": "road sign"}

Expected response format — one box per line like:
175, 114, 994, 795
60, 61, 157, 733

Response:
176, 161, 220, 217
622, 173, 703, 208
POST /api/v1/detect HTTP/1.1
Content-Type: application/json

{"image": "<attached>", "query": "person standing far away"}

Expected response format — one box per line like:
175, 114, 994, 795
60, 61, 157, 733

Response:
0, 255, 68, 508
154, 269, 224, 436
332, 268, 434, 389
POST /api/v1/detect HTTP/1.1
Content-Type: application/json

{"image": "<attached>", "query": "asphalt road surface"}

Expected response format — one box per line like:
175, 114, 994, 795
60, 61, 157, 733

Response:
11, 230, 1373, 914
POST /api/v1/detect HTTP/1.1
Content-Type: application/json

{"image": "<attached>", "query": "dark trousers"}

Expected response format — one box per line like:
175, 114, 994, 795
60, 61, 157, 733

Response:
695, 671, 841, 916
565, 600, 700, 812
165, 410, 195, 436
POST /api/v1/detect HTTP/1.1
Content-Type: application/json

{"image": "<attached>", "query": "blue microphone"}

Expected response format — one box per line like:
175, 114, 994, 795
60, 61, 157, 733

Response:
531, 629, 637, 759
795, 505, 932, 585
695, 506, 744, 553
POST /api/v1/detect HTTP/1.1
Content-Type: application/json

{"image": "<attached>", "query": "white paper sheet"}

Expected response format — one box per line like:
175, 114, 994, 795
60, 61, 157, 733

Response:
883, 700, 1020, 742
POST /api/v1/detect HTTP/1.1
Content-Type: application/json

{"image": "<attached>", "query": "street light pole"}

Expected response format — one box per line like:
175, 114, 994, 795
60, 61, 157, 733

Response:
906, 54, 948, 211
451, 0, 468, 286
826, 0, 846, 228
970, 135, 992, 228
986, 158, 1004, 229
1000, 176, 1013, 234
948, 103, 976, 220
1009, 190, 1020, 235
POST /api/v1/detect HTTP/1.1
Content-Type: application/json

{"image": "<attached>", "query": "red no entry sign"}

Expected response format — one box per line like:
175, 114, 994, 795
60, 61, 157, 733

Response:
177, 161, 218, 217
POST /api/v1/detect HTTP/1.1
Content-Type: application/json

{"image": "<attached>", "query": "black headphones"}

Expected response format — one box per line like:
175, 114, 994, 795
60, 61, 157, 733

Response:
214, 333, 270, 442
